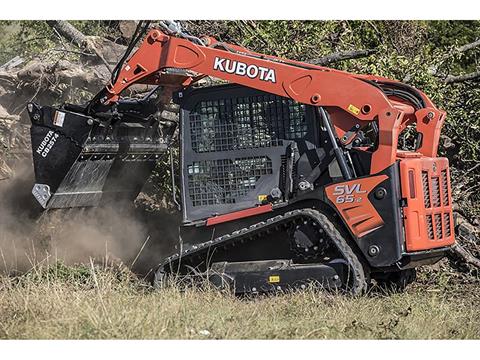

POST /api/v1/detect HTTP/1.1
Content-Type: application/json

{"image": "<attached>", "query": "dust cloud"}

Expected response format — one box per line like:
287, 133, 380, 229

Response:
0, 161, 181, 276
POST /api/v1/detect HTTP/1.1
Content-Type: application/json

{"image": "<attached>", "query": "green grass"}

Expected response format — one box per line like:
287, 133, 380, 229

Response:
0, 262, 479, 339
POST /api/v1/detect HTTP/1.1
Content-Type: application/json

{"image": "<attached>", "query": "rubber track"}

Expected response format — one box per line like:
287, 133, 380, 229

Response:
155, 209, 367, 295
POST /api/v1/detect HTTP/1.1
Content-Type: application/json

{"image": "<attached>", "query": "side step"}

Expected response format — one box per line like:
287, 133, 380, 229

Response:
208, 260, 345, 294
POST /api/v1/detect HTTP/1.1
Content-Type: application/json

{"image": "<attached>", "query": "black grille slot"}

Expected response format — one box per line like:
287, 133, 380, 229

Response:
189, 96, 306, 153
434, 213, 443, 240
279, 154, 287, 196
431, 176, 441, 207
444, 213, 451, 237
187, 156, 273, 207
441, 169, 449, 206
422, 171, 431, 208
426, 214, 435, 240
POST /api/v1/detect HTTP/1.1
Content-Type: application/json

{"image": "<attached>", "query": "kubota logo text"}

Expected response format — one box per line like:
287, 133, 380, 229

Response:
332, 184, 367, 204
36, 130, 59, 158
213, 57, 276, 83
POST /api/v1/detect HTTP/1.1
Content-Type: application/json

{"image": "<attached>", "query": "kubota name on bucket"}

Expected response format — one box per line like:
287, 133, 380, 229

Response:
36, 130, 59, 158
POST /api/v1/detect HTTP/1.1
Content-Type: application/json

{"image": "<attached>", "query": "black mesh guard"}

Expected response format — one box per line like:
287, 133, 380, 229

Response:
189, 94, 307, 153
178, 84, 317, 223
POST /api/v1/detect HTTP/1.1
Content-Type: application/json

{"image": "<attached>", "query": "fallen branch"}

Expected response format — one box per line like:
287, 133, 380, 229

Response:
309, 49, 377, 66
51, 48, 95, 57
431, 38, 480, 78
456, 38, 480, 53
445, 70, 480, 84
0, 56, 24, 71
449, 244, 480, 269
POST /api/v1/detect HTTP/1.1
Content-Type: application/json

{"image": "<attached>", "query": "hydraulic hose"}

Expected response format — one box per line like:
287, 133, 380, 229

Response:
317, 107, 353, 180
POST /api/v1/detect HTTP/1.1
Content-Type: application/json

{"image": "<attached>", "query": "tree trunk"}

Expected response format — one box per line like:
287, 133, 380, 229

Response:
46, 20, 88, 48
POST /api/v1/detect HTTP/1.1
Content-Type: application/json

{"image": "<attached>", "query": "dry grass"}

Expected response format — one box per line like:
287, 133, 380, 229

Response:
0, 262, 479, 339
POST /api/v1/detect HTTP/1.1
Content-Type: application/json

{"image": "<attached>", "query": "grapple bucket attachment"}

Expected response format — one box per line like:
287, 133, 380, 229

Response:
28, 103, 168, 209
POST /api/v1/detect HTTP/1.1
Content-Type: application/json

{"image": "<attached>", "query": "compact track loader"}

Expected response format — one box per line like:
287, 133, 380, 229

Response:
27, 21, 455, 295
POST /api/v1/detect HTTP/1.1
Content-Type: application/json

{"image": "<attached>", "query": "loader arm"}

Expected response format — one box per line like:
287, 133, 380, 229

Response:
97, 28, 446, 174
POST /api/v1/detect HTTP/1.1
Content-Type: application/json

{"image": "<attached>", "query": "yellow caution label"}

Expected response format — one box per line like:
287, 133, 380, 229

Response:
348, 104, 361, 115
268, 275, 280, 283
258, 194, 268, 202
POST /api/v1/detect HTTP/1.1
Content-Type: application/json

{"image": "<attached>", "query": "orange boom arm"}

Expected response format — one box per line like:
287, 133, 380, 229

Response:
102, 28, 446, 174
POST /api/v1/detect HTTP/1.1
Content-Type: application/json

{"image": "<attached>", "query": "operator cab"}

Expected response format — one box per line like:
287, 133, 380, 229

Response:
174, 83, 371, 224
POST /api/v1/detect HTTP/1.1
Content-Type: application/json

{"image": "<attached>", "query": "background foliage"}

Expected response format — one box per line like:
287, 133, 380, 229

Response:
1, 20, 479, 218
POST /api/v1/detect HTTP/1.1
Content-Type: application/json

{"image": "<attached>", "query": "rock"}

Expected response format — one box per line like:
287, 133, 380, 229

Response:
198, 329, 211, 336
16, 60, 45, 82
0, 104, 17, 120
81, 36, 127, 66
119, 21, 139, 40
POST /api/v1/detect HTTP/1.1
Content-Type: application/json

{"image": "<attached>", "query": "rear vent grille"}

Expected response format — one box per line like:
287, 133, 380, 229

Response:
187, 156, 273, 207
421, 167, 453, 242
189, 96, 307, 153
401, 158, 455, 251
